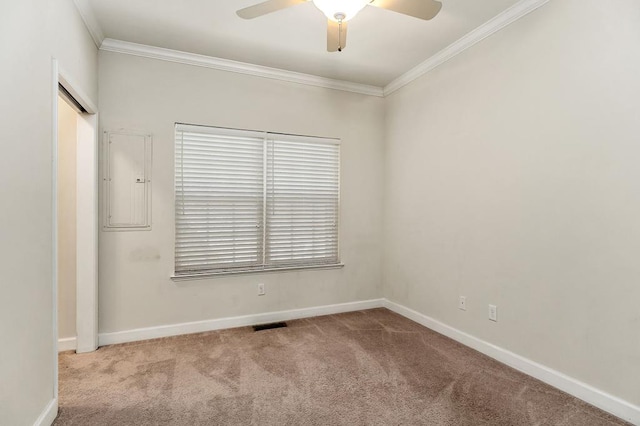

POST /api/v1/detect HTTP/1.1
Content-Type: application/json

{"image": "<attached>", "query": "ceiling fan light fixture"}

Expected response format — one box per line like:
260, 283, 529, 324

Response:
312, 0, 369, 22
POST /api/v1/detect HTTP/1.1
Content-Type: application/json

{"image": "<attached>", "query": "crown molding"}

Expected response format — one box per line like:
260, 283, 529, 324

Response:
89, 0, 548, 97
73, 0, 105, 48
383, 0, 550, 96
100, 39, 385, 97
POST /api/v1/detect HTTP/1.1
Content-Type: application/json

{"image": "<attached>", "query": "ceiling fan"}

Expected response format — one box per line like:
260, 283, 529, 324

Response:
236, 0, 442, 52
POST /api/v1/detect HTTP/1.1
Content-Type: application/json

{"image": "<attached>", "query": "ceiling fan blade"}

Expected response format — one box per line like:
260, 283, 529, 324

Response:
327, 19, 348, 52
370, 0, 442, 20
237, 0, 307, 19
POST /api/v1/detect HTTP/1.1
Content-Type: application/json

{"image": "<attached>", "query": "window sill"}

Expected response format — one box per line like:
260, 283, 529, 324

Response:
171, 263, 344, 281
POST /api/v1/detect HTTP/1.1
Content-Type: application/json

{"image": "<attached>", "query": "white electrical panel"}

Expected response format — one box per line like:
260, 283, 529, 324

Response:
103, 130, 152, 231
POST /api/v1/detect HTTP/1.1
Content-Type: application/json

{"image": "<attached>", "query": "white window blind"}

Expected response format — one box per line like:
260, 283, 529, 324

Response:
266, 135, 340, 267
175, 126, 265, 273
175, 124, 340, 276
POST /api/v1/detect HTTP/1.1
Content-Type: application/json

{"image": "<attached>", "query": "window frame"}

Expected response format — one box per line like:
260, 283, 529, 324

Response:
172, 123, 343, 280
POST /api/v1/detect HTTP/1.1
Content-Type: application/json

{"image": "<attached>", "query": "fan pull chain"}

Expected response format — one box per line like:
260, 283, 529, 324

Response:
333, 12, 346, 52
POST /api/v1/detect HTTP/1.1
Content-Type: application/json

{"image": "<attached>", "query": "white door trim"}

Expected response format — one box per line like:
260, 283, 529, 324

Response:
75, 111, 99, 353
51, 57, 60, 407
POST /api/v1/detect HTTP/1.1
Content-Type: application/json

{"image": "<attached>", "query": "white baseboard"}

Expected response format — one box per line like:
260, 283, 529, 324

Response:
58, 337, 76, 352
383, 299, 640, 425
98, 298, 385, 346
33, 398, 57, 426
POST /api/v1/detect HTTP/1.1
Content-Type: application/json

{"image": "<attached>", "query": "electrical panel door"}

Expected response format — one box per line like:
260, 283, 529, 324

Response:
103, 130, 152, 230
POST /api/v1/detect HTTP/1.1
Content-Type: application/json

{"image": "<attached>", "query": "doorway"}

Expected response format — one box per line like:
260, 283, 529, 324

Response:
53, 62, 99, 370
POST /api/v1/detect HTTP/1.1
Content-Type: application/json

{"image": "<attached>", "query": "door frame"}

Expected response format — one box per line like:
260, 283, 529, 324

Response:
52, 58, 99, 398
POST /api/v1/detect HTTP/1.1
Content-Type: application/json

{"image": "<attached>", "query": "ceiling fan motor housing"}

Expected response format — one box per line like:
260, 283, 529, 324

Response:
313, 0, 370, 22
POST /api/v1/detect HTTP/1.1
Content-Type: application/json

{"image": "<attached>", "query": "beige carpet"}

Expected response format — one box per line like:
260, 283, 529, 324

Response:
55, 308, 628, 425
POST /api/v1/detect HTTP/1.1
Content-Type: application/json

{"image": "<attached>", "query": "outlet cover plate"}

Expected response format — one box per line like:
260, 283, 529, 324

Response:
489, 304, 497, 322
459, 296, 466, 311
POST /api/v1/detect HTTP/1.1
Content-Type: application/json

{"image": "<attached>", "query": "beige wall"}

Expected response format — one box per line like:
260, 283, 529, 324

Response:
383, 0, 640, 407
0, 1, 97, 424
57, 97, 78, 340
98, 51, 385, 333
51, 1, 99, 104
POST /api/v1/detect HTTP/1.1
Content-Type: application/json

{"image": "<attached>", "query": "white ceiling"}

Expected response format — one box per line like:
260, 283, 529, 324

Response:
87, 0, 522, 87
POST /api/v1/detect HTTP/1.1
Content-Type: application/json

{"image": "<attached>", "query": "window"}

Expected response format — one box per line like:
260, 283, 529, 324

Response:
174, 124, 340, 277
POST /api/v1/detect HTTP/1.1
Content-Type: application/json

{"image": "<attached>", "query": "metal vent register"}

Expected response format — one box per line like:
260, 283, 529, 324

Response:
253, 322, 288, 332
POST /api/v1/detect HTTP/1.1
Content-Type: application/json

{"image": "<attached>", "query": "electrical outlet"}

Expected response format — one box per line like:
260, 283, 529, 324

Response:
458, 296, 466, 311
257, 283, 265, 296
489, 304, 497, 322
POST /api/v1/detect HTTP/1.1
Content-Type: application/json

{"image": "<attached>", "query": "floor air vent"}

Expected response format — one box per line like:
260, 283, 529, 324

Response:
253, 322, 287, 331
